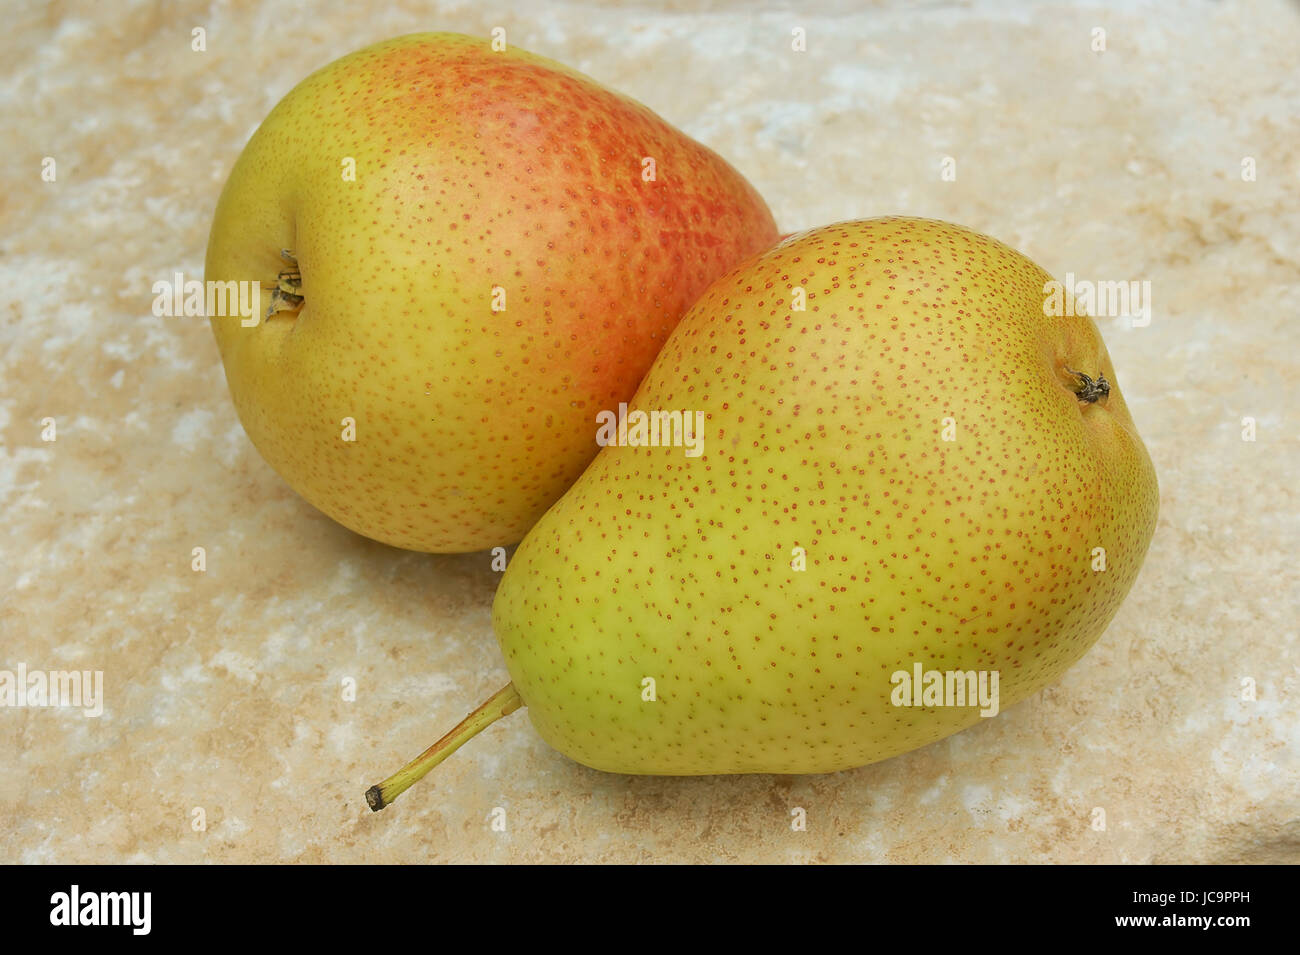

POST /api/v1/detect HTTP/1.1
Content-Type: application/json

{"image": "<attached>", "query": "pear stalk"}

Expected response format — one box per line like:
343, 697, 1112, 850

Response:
365, 683, 523, 811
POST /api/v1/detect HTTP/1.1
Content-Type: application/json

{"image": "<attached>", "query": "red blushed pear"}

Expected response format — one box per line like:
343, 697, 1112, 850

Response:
366, 217, 1159, 808
205, 32, 778, 552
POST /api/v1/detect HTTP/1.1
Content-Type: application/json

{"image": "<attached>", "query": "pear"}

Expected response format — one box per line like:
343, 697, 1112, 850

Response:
366, 217, 1158, 805
206, 33, 778, 553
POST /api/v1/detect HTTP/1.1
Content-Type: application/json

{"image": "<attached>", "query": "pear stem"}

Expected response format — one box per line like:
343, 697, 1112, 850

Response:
365, 682, 524, 812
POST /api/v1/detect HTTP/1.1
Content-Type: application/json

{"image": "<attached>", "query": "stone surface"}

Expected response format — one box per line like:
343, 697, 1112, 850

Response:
1, 0, 1296, 863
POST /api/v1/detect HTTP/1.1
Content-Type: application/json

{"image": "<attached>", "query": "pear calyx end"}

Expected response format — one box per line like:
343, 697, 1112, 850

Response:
1066, 368, 1110, 404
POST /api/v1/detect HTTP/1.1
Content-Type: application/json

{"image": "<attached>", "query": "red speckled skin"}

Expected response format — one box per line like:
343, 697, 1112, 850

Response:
494, 218, 1159, 775
206, 33, 779, 552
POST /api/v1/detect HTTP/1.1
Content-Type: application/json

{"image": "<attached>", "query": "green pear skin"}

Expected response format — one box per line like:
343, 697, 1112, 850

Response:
491, 217, 1159, 775
205, 33, 778, 553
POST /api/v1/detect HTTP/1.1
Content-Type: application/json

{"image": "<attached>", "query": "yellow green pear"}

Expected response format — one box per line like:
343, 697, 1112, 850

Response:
366, 217, 1158, 806
205, 33, 778, 552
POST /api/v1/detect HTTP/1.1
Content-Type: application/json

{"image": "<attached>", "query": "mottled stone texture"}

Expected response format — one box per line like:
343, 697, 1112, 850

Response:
2, 0, 1296, 863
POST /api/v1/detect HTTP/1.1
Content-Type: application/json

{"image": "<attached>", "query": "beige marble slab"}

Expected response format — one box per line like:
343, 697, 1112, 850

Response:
1, 0, 1296, 863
